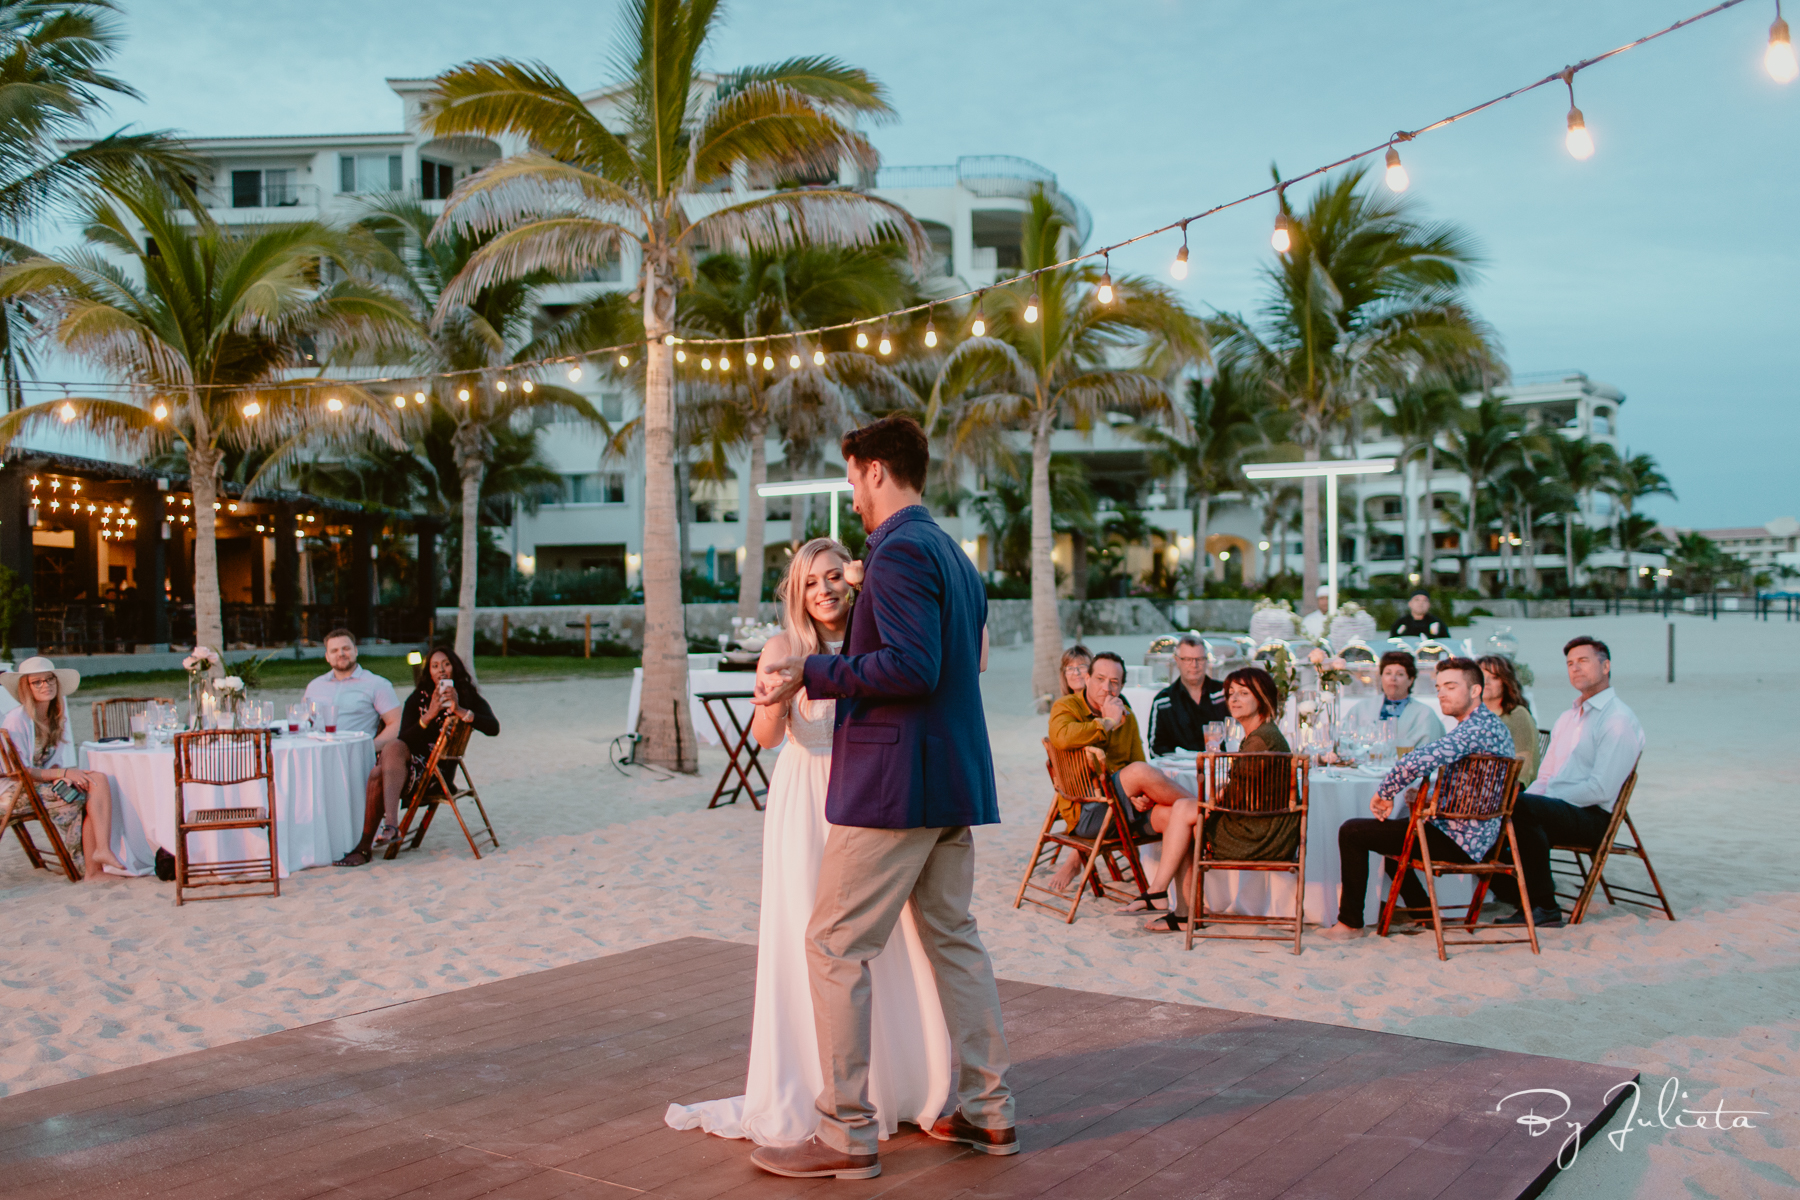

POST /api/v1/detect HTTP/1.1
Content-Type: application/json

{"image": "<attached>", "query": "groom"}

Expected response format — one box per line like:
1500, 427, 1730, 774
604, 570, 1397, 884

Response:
751, 415, 1016, 1180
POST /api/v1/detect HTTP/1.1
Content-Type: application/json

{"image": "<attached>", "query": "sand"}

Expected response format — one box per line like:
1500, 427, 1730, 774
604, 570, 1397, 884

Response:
1, 614, 1795, 1197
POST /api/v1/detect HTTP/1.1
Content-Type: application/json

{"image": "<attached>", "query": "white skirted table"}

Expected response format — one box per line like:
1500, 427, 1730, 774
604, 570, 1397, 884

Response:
82, 732, 376, 879
1147, 756, 1473, 927
624, 665, 757, 748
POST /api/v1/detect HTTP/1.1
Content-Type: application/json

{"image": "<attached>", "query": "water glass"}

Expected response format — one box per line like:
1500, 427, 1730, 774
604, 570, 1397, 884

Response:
1203, 721, 1226, 753
130, 712, 147, 745
323, 703, 338, 735
286, 703, 303, 734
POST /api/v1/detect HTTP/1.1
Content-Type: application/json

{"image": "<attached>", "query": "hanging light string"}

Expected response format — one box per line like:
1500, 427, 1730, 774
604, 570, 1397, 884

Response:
8, 0, 1771, 401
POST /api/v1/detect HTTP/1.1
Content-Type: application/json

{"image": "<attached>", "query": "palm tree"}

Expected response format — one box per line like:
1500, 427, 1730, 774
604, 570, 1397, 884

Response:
1380, 375, 1465, 584
1441, 395, 1531, 591
0, 1, 194, 410
1545, 435, 1617, 592
1132, 360, 1267, 596
679, 244, 916, 616
0, 177, 412, 654
1605, 451, 1675, 586
929, 189, 1203, 705
1214, 166, 1499, 602
352, 197, 609, 667
420, 2, 926, 771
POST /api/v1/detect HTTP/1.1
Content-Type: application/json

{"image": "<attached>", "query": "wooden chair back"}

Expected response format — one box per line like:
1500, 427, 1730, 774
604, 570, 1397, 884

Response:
1014, 740, 1157, 922
1198, 751, 1305, 818
1418, 753, 1522, 824
1187, 750, 1310, 954
1551, 763, 1674, 924
0, 729, 80, 881
91, 697, 176, 742
385, 717, 497, 860
171, 729, 279, 905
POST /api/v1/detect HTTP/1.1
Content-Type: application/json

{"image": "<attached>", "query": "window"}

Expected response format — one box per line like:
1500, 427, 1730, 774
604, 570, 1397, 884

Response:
339, 153, 402, 194
265, 169, 297, 205
561, 473, 627, 504
231, 170, 261, 208
420, 159, 456, 200
1375, 497, 1403, 519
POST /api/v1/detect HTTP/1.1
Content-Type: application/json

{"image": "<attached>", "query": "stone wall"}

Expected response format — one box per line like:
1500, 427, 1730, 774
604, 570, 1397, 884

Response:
434, 604, 782, 652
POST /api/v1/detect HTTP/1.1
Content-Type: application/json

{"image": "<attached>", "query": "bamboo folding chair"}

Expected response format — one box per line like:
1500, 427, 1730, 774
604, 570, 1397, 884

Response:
384, 719, 498, 860
0, 729, 81, 882
1186, 751, 1309, 954
1549, 764, 1674, 924
173, 729, 279, 905
90, 697, 176, 742
1015, 740, 1158, 923
1376, 752, 1537, 960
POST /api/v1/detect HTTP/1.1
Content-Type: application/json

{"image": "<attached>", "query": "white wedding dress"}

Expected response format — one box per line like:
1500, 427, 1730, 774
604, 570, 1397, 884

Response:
665, 681, 953, 1146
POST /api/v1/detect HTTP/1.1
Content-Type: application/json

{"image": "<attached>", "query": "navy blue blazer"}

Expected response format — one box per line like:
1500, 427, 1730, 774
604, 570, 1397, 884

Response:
802, 506, 1000, 829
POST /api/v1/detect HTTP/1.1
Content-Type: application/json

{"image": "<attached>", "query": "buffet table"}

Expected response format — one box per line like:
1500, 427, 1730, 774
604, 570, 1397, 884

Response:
1147, 755, 1473, 927
82, 732, 375, 878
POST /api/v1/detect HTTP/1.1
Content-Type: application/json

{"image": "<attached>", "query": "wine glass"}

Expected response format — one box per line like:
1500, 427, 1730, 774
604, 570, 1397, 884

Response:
323, 704, 338, 735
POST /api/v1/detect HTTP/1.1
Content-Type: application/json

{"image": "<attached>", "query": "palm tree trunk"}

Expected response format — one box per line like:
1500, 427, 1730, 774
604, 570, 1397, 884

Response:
1564, 513, 1577, 593
1190, 493, 1210, 596
1400, 452, 1415, 581
188, 444, 225, 659
1419, 447, 1436, 585
452, 420, 486, 671
1522, 501, 1538, 592
1463, 474, 1481, 591
639, 252, 696, 772
737, 414, 768, 619
1029, 412, 1060, 710
1619, 501, 1633, 584
1300, 446, 1320, 602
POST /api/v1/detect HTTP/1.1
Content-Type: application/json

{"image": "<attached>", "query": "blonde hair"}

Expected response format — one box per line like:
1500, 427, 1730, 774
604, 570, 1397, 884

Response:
16, 673, 65, 765
777, 538, 853, 716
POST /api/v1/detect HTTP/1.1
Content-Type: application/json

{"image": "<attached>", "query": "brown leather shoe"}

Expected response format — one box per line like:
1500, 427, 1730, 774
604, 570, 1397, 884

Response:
750, 1137, 881, 1179
928, 1109, 1019, 1155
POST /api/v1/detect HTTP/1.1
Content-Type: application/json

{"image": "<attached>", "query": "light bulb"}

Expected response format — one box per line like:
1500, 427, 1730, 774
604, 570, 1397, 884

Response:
393, 395, 407, 408
719, 355, 730, 371
1384, 145, 1409, 192
152, 402, 168, 420
1768, 16, 1797, 82
762, 354, 774, 370
701, 357, 712, 371
788, 352, 801, 369
855, 330, 868, 348
495, 380, 508, 393
1271, 213, 1292, 254
924, 324, 937, 348
1096, 273, 1114, 304
239, 401, 258, 416
1565, 106, 1594, 159
415, 391, 427, 404
813, 348, 825, 365
326, 397, 343, 412
458, 388, 471, 402
663, 333, 676, 345
971, 314, 986, 337
874, 335, 888, 355
58, 401, 75, 422
675, 350, 686, 363
1023, 292, 1039, 323
618, 354, 630, 368
567, 365, 582, 382
1171, 244, 1188, 280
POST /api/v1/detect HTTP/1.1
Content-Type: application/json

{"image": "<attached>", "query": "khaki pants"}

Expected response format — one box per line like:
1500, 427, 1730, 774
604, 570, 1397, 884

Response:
806, 824, 1013, 1155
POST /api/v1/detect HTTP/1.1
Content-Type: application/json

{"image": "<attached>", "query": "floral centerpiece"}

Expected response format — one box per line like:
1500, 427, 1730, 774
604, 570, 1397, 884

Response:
181, 645, 221, 729
1252, 639, 1298, 710
1248, 597, 1299, 644
214, 675, 246, 724
1325, 600, 1377, 646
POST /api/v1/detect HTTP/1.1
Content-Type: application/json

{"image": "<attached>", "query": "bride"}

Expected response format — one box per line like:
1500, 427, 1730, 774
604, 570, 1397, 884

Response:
666, 537, 952, 1146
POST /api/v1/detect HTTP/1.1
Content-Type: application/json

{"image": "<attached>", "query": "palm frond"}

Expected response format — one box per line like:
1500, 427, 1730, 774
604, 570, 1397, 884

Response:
685, 190, 929, 274
421, 59, 635, 180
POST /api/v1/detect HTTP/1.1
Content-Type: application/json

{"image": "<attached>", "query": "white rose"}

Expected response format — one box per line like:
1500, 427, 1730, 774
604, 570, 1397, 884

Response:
220, 676, 244, 692
1298, 699, 1317, 716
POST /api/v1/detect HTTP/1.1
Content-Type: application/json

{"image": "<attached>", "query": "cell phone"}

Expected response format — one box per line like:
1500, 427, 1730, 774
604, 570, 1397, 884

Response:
49, 778, 83, 804
437, 678, 455, 691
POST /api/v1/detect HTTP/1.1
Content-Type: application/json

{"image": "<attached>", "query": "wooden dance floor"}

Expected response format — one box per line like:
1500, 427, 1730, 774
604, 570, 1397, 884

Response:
0, 937, 1632, 1199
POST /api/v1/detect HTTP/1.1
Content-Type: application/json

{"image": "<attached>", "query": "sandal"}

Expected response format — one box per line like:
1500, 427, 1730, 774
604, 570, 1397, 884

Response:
333, 850, 371, 867
1146, 912, 1186, 932
1115, 890, 1167, 915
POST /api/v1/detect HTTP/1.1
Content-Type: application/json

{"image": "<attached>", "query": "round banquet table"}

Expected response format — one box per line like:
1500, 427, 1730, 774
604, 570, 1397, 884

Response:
82, 732, 376, 879
1147, 756, 1473, 927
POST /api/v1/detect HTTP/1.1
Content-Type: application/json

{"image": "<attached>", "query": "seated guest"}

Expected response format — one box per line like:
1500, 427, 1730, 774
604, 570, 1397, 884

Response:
1375, 650, 1446, 749
1059, 643, 1093, 696
1147, 634, 1227, 755
1325, 656, 1514, 938
335, 645, 499, 867
1045, 651, 1193, 897
1301, 586, 1331, 638
1389, 589, 1450, 639
1478, 654, 1539, 787
1491, 636, 1643, 929
0, 658, 123, 881
306, 628, 403, 845
1127, 667, 1296, 931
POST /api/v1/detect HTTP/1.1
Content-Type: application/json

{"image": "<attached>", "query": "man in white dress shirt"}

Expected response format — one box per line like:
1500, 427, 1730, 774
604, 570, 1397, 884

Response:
1494, 635, 1643, 928
303, 629, 404, 846
1300, 585, 1331, 639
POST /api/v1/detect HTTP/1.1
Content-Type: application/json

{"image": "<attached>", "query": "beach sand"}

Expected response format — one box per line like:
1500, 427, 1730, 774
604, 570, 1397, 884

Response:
1, 614, 1795, 1197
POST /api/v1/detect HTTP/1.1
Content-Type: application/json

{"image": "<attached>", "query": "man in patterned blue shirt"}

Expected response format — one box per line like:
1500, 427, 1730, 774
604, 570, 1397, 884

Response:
1323, 657, 1517, 938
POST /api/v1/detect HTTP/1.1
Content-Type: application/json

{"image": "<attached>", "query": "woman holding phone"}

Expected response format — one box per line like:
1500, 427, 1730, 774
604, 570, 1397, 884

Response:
333, 645, 498, 867
0, 657, 124, 880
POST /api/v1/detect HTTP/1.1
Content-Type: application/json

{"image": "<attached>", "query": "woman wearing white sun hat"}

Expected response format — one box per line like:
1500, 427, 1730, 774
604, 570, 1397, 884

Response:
0, 657, 122, 879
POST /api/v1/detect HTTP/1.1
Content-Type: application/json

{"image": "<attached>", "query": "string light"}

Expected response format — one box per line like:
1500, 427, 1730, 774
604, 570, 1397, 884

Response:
663, 333, 676, 345
1271, 208, 1293, 254
1384, 141, 1410, 192
392, 395, 406, 408
458, 388, 471, 402
855, 329, 869, 349
971, 295, 986, 338
1769, 2, 1796, 81
618, 354, 630, 368
1562, 69, 1594, 159
923, 309, 938, 348
1096, 253, 1114, 304
152, 402, 168, 420
58, 401, 75, 422
243, 400, 261, 416
813, 347, 825, 365
414, 391, 427, 404
675, 350, 686, 363
1023, 282, 1039, 324
326, 397, 343, 412
568, 364, 583, 382
789, 351, 802, 369
701, 356, 712, 371
496, 380, 508, 393
1170, 222, 1189, 280
719, 354, 730, 371
762, 350, 774, 371
877, 330, 892, 355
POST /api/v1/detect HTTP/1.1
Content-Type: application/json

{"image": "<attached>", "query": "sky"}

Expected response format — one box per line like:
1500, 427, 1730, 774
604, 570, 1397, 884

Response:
74, 0, 1800, 528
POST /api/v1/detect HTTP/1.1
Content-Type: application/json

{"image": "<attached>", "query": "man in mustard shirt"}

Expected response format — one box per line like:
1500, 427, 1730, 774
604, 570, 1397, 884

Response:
1045, 652, 1194, 891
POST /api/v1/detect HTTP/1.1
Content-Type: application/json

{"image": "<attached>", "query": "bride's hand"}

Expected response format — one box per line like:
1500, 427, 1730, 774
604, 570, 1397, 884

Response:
753, 655, 807, 707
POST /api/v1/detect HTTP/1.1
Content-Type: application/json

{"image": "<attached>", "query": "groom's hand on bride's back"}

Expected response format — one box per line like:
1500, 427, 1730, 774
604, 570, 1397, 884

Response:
753, 654, 809, 706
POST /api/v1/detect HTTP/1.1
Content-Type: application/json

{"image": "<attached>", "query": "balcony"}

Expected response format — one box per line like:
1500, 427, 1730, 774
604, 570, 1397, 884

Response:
876, 155, 1092, 246
203, 182, 321, 212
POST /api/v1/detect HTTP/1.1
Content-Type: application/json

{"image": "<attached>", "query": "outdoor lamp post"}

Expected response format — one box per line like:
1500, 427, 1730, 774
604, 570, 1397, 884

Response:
1241, 459, 1396, 613
755, 478, 856, 543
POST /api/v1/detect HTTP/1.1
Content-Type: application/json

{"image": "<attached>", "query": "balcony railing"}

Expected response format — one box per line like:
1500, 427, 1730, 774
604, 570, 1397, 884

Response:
876, 155, 1093, 245
203, 183, 321, 211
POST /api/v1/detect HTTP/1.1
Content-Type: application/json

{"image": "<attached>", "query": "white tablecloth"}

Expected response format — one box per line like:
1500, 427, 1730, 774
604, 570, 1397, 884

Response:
1148, 757, 1472, 926
82, 732, 376, 878
625, 666, 757, 747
